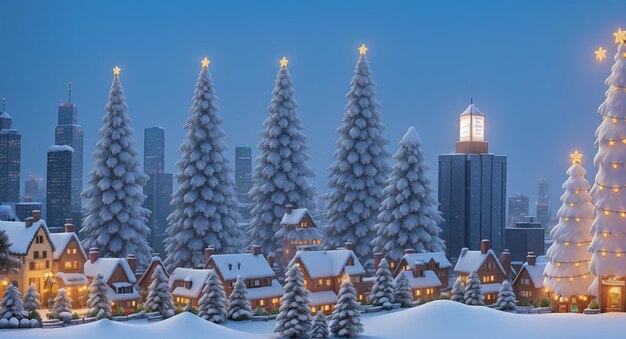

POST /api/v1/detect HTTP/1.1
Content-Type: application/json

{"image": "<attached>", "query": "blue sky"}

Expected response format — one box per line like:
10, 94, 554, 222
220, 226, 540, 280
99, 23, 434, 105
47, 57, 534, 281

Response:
1, 0, 625, 213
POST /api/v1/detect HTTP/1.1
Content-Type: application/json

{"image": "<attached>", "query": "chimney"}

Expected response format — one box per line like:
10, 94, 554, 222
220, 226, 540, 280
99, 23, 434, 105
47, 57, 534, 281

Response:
374, 253, 383, 271
344, 242, 353, 251
413, 261, 425, 278
285, 204, 293, 214
89, 248, 99, 263
32, 210, 41, 223
267, 253, 275, 269
126, 254, 137, 274
64, 219, 75, 233
204, 247, 215, 264
527, 252, 537, 266
404, 249, 416, 255
252, 245, 262, 256
24, 217, 33, 228
480, 239, 490, 255
500, 250, 512, 279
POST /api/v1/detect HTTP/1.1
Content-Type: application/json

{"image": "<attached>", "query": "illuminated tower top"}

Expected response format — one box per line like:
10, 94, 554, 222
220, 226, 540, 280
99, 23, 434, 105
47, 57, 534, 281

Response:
456, 100, 488, 153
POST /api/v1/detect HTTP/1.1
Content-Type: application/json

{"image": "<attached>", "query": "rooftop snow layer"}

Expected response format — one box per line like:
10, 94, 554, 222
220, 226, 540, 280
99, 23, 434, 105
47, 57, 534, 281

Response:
55, 272, 88, 286
245, 279, 283, 300
84, 257, 137, 284
454, 248, 505, 275
515, 256, 547, 288
169, 268, 212, 298
309, 290, 338, 306
0, 219, 51, 255
399, 270, 442, 289
280, 208, 313, 225
49, 232, 86, 260
290, 249, 365, 279
48, 144, 74, 152
402, 252, 451, 269
209, 253, 274, 281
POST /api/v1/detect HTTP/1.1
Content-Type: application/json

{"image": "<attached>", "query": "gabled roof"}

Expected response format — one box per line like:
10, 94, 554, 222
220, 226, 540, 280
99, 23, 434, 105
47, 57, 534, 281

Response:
401, 252, 451, 269
245, 279, 283, 300
84, 257, 137, 284
207, 253, 274, 281
280, 208, 316, 226
397, 270, 442, 289
460, 103, 484, 116
168, 268, 212, 298
290, 249, 365, 279
513, 256, 548, 289
0, 219, 54, 256
137, 256, 167, 287
49, 232, 86, 260
454, 248, 505, 276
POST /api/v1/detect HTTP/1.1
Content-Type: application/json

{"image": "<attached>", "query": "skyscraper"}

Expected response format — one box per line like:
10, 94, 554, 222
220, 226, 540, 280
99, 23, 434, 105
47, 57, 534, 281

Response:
438, 102, 507, 260
536, 177, 550, 231
143, 127, 172, 255
24, 175, 45, 203
46, 145, 74, 230
235, 146, 253, 221
508, 193, 529, 226
0, 98, 21, 203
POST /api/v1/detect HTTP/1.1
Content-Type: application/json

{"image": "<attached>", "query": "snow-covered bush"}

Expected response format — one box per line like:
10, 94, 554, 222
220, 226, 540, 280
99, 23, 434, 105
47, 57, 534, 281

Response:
368, 258, 395, 309
52, 288, 73, 322
197, 271, 227, 324
393, 271, 413, 307
0, 284, 23, 320
450, 277, 465, 303
495, 281, 517, 311
275, 265, 312, 337
145, 266, 175, 318
311, 311, 329, 338
23, 283, 41, 321
87, 273, 112, 319
227, 276, 252, 320
330, 278, 363, 338
463, 271, 484, 306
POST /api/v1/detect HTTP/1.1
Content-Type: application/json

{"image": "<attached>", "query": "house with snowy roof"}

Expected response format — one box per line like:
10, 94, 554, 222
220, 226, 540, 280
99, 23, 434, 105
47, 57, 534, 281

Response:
204, 245, 283, 311
395, 262, 443, 302
276, 205, 321, 267
0, 211, 56, 303
49, 220, 88, 308
289, 245, 366, 314
512, 252, 548, 305
392, 249, 452, 288
136, 255, 168, 300
83, 248, 141, 310
168, 267, 212, 307
454, 240, 507, 304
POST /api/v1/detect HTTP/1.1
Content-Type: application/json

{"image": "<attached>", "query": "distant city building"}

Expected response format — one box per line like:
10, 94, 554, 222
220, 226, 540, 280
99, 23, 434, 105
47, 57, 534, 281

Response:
438, 102, 507, 260
536, 177, 551, 234
24, 175, 45, 203
46, 145, 74, 231
0, 99, 21, 203
235, 146, 253, 221
508, 194, 529, 226
144, 127, 165, 175
504, 217, 545, 262
15, 202, 42, 221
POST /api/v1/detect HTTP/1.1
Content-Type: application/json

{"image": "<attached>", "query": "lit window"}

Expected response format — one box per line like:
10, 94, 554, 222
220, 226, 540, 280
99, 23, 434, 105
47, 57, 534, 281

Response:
416, 290, 422, 297
66, 249, 71, 255
312, 307, 317, 313
324, 305, 330, 311
254, 279, 261, 287
490, 275, 495, 282
131, 301, 136, 307
260, 299, 265, 306
326, 279, 331, 286
72, 248, 77, 254
272, 298, 279, 305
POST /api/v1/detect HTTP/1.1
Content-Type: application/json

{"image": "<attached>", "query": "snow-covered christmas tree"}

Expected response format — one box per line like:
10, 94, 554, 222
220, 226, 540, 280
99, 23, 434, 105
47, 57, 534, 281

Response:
450, 277, 465, 303
81, 66, 152, 266
371, 127, 444, 260
0, 284, 23, 320
0, 230, 19, 275
52, 288, 73, 322
247, 57, 315, 254
393, 271, 413, 307
227, 275, 252, 320
275, 264, 312, 337
464, 271, 484, 306
368, 258, 395, 309
23, 284, 40, 319
310, 311, 329, 339
495, 281, 517, 311
330, 277, 363, 338
325, 44, 390, 262
87, 273, 112, 319
164, 58, 244, 271
543, 151, 593, 305
197, 271, 227, 324
589, 31, 626, 310
144, 266, 175, 318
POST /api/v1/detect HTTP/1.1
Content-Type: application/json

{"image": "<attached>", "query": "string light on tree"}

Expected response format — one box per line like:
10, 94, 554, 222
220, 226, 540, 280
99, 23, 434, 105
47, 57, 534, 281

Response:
596, 47, 607, 61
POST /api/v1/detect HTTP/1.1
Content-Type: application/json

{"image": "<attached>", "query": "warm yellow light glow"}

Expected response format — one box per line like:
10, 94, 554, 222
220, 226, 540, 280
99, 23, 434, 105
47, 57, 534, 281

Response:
280, 57, 289, 68
557, 277, 561, 282
613, 163, 619, 169
614, 28, 626, 44
577, 242, 582, 247
202, 57, 210, 69
565, 242, 570, 247
569, 202, 575, 207
113, 66, 121, 76
613, 117, 619, 123
617, 252, 623, 258
610, 140, 616, 146
583, 274, 588, 279
604, 232, 609, 238
575, 217, 581, 222
565, 217, 570, 221
575, 262, 580, 267
570, 150, 583, 164
614, 188, 620, 193
556, 262, 561, 267
359, 43, 368, 55
569, 277, 574, 282
595, 47, 607, 61
602, 251, 607, 256
604, 210, 610, 216
599, 185, 605, 191
621, 212, 626, 218
554, 295, 559, 300
574, 190, 580, 195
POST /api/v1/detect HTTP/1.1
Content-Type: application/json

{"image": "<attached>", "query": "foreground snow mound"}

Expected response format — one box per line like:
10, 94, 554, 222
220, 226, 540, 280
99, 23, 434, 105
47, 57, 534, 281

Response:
365, 300, 626, 339
4, 312, 257, 338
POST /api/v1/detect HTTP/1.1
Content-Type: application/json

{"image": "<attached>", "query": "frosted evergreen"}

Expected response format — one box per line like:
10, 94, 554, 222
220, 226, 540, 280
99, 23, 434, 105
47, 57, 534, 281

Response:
197, 271, 227, 324
52, 288, 72, 322
450, 277, 465, 303
248, 63, 315, 254
144, 266, 175, 318
227, 276, 252, 320
368, 258, 395, 309
81, 72, 152, 266
23, 283, 41, 317
0, 284, 23, 320
371, 127, 444, 260
495, 281, 517, 311
463, 271, 484, 306
164, 64, 244, 271
325, 51, 390, 262
275, 265, 312, 337
0, 230, 19, 275
330, 278, 364, 338
393, 271, 413, 307
87, 273, 112, 319
310, 311, 329, 338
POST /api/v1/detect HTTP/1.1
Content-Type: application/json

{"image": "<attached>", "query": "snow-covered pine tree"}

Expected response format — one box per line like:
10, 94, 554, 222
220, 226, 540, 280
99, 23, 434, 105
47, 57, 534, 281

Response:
0, 230, 19, 275
450, 277, 465, 303
80, 66, 152, 266
144, 266, 175, 318
52, 288, 72, 322
164, 58, 244, 271
23, 283, 41, 319
87, 273, 112, 319
247, 57, 315, 254
227, 275, 252, 320
495, 281, 517, 311
371, 127, 444, 260
0, 284, 23, 320
330, 277, 364, 338
310, 311, 329, 339
589, 35, 626, 302
393, 271, 413, 307
368, 258, 395, 309
543, 151, 593, 302
463, 271, 484, 306
197, 271, 227, 324
275, 264, 312, 337
325, 44, 390, 262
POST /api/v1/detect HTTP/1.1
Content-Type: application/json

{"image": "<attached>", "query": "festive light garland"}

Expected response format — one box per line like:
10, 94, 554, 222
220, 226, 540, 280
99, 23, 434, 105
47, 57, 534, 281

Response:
544, 273, 591, 281
552, 238, 591, 247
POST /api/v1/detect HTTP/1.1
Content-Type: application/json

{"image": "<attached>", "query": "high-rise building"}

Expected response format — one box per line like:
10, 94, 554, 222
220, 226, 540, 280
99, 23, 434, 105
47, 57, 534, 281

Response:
15, 202, 42, 222
143, 127, 173, 255
536, 177, 550, 231
46, 145, 74, 231
53, 84, 84, 231
508, 193, 529, 226
438, 102, 507, 260
24, 175, 45, 203
0, 98, 21, 203
504, 217, 545, 262
235, 146, 253, 221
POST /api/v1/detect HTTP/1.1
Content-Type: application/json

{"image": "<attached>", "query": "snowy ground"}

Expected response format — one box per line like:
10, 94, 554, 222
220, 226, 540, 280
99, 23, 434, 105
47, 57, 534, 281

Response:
5, 301, 626, 339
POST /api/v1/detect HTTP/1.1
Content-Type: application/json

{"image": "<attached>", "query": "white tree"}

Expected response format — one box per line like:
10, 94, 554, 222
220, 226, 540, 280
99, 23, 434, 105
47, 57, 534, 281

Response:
0, 230, 19, 275
393, 271, 413, 307
463, 271, 484, 306
372, 127, 444, 260
80, 67, 152, 266
495, 281, 517, 311
0, 284, 23, 319
144, 266, 175, 318
368, 258, 395, 309
52, 288, 73, 322
310, 311, 329, 339
330, 277, 364, 338
275, 264, 312, 337
227, 276, 252, 320
164, 59, 244, 271
450, 277, 465, 303
197, 271, 227, 324
247, 58, 315, 254
325, 45, 390, 262
87, 273, 112, 319
544, 151, 593, 300
23, 283, 41, 318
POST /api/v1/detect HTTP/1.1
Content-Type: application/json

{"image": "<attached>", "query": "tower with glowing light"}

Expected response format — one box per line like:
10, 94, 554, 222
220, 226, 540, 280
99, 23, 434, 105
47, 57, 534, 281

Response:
589, 28, 626, 312
543, 151, 593, 313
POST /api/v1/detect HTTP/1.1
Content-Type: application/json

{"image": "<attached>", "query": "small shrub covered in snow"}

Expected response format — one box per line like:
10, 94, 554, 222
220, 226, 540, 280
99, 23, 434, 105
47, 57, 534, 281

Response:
23, 283, 41, 320
87, 273, 112, 319
144, 266, 175, 318
393, 271, 413, 307
227, 276, 252, 320
368, 258, 395, 309
330, 278, 364, 338
197, 271, 227, 324
450, 277, 465, 303
311, 311, 329, 338
589, 299, 599, 310
275, 265, 312, 338
463, 271, 484, 306
0, 284, 24, 321
52, 288, 73, 322
495, 281, 517, 311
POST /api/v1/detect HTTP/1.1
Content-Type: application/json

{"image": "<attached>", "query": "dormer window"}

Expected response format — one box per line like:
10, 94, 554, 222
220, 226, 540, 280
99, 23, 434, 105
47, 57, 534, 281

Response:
237, 262, 241, 270
228, 264, 232, 270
